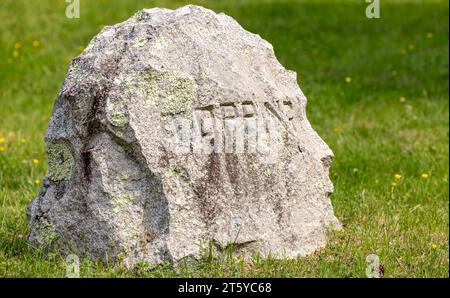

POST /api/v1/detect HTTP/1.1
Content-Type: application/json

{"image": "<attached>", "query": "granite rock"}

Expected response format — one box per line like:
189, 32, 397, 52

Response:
27, 5, 341, 267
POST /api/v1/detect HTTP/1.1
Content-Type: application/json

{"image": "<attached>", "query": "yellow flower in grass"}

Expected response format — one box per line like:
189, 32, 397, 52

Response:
32, 40, 41, 48
0, 137, 5, 144
431, 243, 438, 249
421, 173, 429, 180
345, 76, 352, 83
32, 159, 39, 165
34, 178, 41, 185
12, 50, 20, 58
14, 42, 22, 49
20, 137, 26, 144
390, 182, 397, 188
333, 127, 341, 133
394, 174, 402, 180
0, 146, 5, 152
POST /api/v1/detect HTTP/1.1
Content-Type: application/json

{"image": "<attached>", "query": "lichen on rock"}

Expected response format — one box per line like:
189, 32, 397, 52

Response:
106, 96, 128, 127
46, 142, 74, 181
27, 5, 340, 268
33, 218, 57, 247
110, 193, 135, 214
144, 70, 197, 116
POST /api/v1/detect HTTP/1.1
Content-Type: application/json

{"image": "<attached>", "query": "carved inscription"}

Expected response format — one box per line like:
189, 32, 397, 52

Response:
166, 99, 298, 156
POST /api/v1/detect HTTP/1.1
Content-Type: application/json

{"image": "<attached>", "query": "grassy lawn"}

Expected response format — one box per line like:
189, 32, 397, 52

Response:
0, 0, 448, 277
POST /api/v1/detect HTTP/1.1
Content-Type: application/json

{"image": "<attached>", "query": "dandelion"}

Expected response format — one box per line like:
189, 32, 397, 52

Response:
12, 50, 20, 58
394, 174, 402, 180
390, 182, 397, 188
34, 178, 41, 185
333, 127, 341, 133
0, 146, 5, 152
0, 137, 4, 144
32, 40, 41, 48
32, 159, 39, 165
20, 137, 26, 144
426, 32, 433, 39
14, 42, 22, 49
421, 173, 429, 180
345, 76, 352, 83
432, 243, 438, 249
404, 192, 411, 198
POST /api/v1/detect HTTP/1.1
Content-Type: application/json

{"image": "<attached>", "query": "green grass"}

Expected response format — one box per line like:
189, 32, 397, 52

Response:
0, 0, 448, 277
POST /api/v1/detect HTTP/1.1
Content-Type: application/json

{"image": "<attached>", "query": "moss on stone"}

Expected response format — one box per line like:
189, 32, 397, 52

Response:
47, 142, 74, 181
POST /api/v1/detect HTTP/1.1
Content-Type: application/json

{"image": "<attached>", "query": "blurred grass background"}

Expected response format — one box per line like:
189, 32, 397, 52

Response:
0, 0, 448, 277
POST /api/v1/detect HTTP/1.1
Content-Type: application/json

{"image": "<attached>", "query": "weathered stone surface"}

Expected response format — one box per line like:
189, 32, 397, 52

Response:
27, 5, 341, 267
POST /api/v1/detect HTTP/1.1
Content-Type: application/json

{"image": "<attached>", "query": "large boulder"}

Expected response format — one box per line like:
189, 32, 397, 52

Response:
27, 5, 341, 267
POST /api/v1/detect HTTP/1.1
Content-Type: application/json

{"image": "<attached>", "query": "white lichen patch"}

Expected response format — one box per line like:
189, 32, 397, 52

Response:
132, 34, 149, 48
148, 35, 170, 53
47, 142, 74, 181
